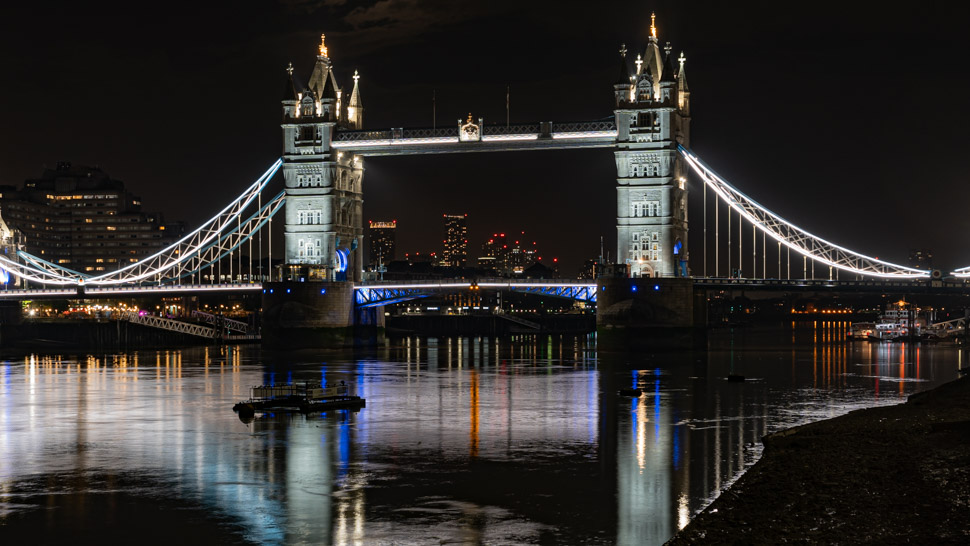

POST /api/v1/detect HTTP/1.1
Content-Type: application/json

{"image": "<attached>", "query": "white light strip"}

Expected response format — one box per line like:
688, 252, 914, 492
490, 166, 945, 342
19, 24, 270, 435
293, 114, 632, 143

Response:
551, 131, 618, 140
333, 134, 546, 148
481, 134, 539, 142
393, 137, 459, 145
86, 284, 263, 295
0, 289, 76, 298
0, 255, 81, 285
478, 282, 596, 289
0, 284, 265, 298
331, 140, 393, 148
680, 149, 929, 279
357, 283, 471, 290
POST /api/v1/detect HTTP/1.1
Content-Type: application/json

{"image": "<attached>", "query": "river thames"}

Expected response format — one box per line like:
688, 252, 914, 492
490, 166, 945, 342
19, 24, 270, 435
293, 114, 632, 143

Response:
0, 323, 961, 544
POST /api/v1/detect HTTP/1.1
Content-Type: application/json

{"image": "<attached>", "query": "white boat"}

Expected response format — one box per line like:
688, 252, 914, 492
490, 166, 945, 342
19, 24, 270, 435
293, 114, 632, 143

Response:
868, 302, 920, 341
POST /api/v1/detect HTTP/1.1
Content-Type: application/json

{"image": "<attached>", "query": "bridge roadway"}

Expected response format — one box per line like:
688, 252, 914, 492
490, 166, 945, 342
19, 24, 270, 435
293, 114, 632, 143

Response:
0, 277, 965, 302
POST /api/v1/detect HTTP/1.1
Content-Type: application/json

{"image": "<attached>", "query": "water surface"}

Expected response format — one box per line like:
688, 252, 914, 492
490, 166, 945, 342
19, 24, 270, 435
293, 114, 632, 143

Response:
0, 322, 961, 544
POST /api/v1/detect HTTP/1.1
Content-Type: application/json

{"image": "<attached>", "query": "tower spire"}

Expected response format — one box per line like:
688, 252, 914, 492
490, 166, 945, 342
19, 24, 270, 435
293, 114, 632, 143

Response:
347, 69, 363, 128
318, 34, 329, 58
650, 12, 657, 41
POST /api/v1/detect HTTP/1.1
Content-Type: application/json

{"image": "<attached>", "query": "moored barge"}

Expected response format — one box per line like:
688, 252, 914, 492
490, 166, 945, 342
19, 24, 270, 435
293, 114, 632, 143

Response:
233, 381, 365, 417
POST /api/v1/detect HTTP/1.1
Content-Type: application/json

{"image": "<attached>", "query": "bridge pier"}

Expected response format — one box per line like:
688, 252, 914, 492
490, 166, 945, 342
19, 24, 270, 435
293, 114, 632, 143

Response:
261, 281, 384, 350
596, 277, 707, 350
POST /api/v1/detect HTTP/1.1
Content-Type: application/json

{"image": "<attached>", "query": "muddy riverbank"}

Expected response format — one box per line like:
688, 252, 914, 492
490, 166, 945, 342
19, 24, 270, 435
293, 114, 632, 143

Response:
669, 374, 970, 544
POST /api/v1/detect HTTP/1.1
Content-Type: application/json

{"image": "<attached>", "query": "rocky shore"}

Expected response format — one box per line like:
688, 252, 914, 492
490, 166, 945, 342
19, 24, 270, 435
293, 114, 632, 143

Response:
668, 375, 970, 544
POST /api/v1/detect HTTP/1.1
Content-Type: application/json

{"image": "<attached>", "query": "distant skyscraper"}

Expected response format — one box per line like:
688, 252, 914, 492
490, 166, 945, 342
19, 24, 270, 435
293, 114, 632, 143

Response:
479, 231, 539, 275
368, 220, 396, 269
441, 214, 468, 267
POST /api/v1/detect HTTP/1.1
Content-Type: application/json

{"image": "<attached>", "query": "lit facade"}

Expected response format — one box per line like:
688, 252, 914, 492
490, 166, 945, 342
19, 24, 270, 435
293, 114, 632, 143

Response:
0, 163, 183, 274
281, 35, 365, 282
0, 209, 25, 286
441, 214, 468, 267
368, 220, 396, 269
614, 14, 691, 278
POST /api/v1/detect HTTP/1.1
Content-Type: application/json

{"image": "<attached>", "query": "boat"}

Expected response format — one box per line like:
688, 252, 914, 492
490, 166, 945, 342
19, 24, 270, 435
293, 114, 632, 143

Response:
867, 302, 920, 342
233, 381, 365, 417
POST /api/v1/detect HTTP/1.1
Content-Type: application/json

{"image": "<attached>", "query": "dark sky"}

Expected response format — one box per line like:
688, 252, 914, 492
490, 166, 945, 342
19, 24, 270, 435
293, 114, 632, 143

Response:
2, 1, 969, 275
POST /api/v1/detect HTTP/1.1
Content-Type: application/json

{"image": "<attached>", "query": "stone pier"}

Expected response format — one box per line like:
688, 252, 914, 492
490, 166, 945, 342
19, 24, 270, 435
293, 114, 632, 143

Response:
261, 281, 383, 349
596, 277, 707, 350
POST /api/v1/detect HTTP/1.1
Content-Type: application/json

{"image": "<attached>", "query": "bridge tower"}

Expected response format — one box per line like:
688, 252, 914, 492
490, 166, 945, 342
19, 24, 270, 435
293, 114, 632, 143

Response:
280, 35, 365, 282
613, 14, 691, 278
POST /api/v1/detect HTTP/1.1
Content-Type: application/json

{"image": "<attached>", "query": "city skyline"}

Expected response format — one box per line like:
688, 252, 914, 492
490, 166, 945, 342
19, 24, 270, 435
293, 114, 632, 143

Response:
2, 3, 969, 273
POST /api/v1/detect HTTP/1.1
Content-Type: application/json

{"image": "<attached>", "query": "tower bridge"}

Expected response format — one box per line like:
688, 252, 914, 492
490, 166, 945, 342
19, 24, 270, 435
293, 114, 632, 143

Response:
1, 17, 967, 347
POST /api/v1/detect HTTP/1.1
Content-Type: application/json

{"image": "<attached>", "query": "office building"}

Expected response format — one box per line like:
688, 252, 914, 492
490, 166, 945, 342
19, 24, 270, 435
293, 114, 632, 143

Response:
441, 214, 468, 267
0, 162, 184, 273
368, 220, 396, 269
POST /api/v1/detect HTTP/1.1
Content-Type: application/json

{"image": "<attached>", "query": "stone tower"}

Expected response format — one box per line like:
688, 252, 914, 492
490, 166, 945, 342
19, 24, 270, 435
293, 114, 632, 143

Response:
613, 15, 691, 278
280, 35, 365, 282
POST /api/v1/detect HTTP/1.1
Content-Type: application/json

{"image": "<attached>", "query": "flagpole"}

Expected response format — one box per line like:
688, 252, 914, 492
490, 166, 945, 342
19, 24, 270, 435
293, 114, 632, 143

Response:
506, 84, 510, 127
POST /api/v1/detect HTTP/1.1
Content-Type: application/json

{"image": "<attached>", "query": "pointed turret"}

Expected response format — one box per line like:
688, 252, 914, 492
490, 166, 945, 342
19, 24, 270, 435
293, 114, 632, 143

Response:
347, 70, 364, 129
614, 44, 634, 106
308, 34, 332, 97
659, 51, 677, 104
677, 52, 690, 114
615, 44, 632, 84
283, 63, 301, 101
642, 12, 664, 99
660, 51, 677, 83
282, 63, 301, 119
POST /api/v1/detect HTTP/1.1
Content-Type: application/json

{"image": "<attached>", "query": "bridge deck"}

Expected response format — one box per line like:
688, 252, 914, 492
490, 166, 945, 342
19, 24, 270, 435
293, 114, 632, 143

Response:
0, 277, 965, 301
330, 121, 617, 156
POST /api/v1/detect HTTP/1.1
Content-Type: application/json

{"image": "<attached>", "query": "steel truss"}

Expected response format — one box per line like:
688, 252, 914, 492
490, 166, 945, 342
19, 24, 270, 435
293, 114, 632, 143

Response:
355, 287, 431, 308
190, 310, 252, 334
480, 282, 598, 303
950, 266, 970, 278
121, 311, 217, 339
680, 146, 929, 279
353, 281, 597, 308
2, 160, 282, 287
168, 190, 285, 283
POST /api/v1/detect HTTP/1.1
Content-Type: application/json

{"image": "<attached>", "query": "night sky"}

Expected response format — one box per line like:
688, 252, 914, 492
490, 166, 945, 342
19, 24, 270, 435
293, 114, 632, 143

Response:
2, 1, 969, 275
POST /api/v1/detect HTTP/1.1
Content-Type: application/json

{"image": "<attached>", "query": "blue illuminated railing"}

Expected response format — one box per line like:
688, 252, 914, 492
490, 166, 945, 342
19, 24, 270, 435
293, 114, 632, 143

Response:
353, 280, 597, 307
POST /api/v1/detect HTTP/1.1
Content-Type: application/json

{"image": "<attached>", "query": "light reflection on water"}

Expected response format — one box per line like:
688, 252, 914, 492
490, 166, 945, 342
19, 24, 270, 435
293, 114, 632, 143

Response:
0, 323, 962, 545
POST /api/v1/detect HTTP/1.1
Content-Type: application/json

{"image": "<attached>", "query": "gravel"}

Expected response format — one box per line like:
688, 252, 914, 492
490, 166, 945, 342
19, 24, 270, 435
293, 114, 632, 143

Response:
667, 375, 970, 544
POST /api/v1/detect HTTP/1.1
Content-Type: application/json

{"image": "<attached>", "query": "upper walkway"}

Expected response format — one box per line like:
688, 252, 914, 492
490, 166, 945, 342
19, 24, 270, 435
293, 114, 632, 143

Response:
330, 120, 618, 156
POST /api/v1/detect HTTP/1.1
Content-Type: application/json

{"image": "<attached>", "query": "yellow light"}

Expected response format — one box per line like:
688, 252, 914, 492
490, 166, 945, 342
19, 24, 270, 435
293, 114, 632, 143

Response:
319, 34, 328, 57
650, 12, 657, 39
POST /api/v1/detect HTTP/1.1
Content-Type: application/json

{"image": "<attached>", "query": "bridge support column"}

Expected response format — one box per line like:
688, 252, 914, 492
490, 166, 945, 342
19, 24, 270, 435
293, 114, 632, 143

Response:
261, 281, 383, 349
596, 277, 707, 350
